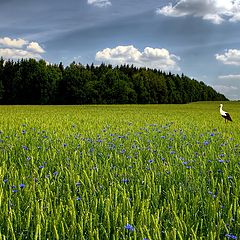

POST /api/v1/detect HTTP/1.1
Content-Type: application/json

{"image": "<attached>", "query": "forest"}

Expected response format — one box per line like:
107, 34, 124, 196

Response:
0, 58, 228, 104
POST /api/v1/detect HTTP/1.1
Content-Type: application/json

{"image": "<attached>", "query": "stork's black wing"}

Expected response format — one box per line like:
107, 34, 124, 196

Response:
225, 112, 232, 121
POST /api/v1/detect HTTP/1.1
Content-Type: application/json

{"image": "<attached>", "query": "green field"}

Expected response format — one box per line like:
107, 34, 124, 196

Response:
0, 102, 239, 240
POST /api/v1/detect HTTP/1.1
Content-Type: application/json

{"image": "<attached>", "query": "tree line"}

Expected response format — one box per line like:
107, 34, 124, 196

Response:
0, 58, 228, 104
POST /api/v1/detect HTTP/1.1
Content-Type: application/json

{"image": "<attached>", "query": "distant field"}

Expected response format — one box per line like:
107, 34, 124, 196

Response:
0, 102, 239, 239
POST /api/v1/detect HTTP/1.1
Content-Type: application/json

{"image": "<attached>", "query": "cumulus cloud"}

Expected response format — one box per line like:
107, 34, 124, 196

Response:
0, 48, 41, 59
87, 0, 111, 7
95, 45, 180, 71
215, 49, 240, 66
0, 37, 45, 60
0, 37, 28, 48
27, 42, 45, 53
156, 0, 240, 24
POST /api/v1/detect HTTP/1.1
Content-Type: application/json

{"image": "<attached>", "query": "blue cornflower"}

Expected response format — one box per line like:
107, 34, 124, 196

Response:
120, 149, 126, 154
122, 178, 129, 183
19, 183, 25, 189
203, 141, 209, 146
3, 179, 8, 183
76, 182, 81, 187
39, 165, 44, 169
148, 159, 154, 163
218, 159, 224, 163
210, 133, 214, 136
124, 224, 135, 231
53, 171, 58, 176
63, 143, 67, 147
76, 197, 81, 201
225, 233, 237, 239
22, 130, 26, 134
22, 146, 28, 150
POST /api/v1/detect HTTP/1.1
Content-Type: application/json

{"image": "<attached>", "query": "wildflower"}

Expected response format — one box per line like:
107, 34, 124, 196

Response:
225, 233, 237, 239
218, 159, 224, 163
203, 141, 209, 146
122, 178, 129, 183
22, 130, 26, 134
22, 146, 28, 150
210, 133, 214, 136
19, 183, 25, 189
120, 149, 126, 154
76, 197, 81, 201
148, 159, 154, 163
39, 165, 44, 169
3, 179, 8, 183
124, 224, 135, 231
76, 182, 81, 187
53, 171, 58, 176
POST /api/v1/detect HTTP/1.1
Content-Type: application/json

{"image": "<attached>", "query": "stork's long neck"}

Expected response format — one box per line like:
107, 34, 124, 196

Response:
220, 105, 225, 115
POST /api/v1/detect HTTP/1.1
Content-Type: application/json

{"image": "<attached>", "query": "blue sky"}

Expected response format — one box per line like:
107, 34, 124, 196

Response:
1, 0, 240, 100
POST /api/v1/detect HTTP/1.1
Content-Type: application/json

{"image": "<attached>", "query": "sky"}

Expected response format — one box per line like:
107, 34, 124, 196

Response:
1, 0, 240, 100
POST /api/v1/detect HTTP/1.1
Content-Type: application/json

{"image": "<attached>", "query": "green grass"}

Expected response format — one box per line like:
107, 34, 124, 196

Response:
0, 102, 240, 240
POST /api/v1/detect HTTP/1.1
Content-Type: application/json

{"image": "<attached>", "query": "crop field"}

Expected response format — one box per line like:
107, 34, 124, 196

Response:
0, 102, 240, 240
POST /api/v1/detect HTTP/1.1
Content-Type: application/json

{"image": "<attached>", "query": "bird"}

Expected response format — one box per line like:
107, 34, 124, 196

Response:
219, 104, 232, 123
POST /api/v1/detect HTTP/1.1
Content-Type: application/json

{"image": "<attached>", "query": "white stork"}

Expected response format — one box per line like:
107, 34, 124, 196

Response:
219, 104, 232, 123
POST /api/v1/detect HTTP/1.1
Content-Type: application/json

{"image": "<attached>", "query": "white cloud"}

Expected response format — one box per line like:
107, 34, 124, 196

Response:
213, 84, 238, 92
156, 0, 240, 24
95, 45, 180, 71
87, 0, 111, 7
218, 74, 240, 80
0, 37, 45, 60
0, 37, 28, 48
27, 42, 45, 53
212, 84, 239, 100
0, 48, 41, 59
215, 49, 240, 66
